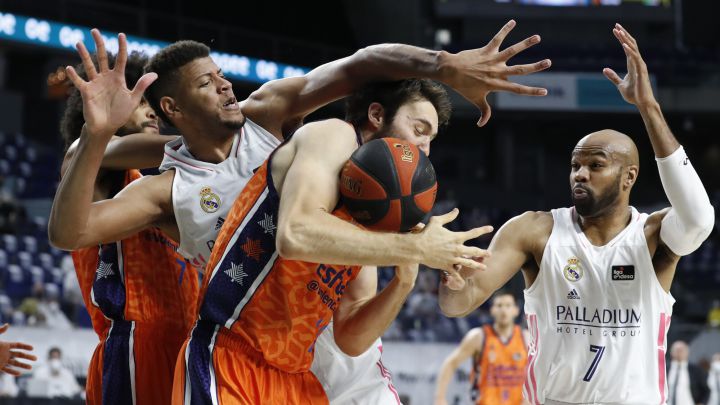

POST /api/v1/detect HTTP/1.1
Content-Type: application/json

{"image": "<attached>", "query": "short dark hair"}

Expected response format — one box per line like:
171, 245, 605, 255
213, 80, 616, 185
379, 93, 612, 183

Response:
59, 51, 149, 151
344, 79, 452, 131
48, 347, 61, 357
144, 40, 210, 125
491, 289, 517, 304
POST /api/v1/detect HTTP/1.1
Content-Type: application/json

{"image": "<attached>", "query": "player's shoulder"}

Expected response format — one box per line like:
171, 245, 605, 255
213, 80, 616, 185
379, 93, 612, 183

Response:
293, 118, 357, 147
464, 326, 486, 345
506, 211, 553, 236
645, 207, 671, 231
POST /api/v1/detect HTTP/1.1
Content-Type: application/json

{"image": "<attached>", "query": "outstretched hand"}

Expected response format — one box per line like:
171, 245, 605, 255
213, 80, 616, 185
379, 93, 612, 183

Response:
65, 29, 158, 138
442, 20, 551, 127
0, 324, 37, 376
603, 23, 657, 107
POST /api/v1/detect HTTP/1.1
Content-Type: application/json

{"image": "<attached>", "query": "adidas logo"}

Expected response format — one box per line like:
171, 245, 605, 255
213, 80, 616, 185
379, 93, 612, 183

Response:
214, 217, 226, 230
567, 289, 580, 300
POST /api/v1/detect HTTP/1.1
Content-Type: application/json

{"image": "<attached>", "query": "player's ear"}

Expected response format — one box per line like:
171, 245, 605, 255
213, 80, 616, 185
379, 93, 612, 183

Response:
624, 165, 639, 191
367, 102, 385, 132
161, 96, 180, 120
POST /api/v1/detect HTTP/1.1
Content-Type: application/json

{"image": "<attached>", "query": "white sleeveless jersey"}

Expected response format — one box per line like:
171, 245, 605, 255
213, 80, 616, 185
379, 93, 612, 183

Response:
158, 119, 280, 269
311, 322, 402, 405
523, 207, 675, 405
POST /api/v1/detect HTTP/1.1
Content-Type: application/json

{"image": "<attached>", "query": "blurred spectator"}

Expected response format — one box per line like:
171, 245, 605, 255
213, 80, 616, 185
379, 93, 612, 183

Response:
708, 300, 720, 328
668, 341, 710, 405
709, 353, 720, 405
30, 347, 81, 399
0, 372, 18, 397
37, 284, 72, 330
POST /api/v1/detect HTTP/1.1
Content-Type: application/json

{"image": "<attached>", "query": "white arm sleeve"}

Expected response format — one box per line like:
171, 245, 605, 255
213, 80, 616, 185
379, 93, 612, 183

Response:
657, 146, 715, 256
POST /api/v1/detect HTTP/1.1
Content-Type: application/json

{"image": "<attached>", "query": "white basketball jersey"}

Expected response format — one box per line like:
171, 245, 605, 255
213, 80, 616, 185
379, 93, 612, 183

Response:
158, 118, 280, 269
311, 322, 402, 405
524, 207, 674, 405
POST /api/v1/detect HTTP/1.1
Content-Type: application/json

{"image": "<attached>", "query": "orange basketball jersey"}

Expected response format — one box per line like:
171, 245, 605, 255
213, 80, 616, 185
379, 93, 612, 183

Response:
71, 169, 199, 405
470, 325, 528, 405
177, 159, 361, 405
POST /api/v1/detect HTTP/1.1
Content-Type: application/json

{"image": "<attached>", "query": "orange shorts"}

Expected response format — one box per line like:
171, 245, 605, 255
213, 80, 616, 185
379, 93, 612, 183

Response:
85, 321, 188, 405
172, 327, 328, 405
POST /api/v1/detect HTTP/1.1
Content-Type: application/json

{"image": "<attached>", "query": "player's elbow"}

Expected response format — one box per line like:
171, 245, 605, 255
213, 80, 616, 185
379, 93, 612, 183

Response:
48, 224, 78, 251
276, 219, 309, 260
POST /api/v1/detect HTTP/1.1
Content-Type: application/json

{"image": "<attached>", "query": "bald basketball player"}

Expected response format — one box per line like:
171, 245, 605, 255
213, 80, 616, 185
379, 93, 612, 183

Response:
437, 24, 714, 405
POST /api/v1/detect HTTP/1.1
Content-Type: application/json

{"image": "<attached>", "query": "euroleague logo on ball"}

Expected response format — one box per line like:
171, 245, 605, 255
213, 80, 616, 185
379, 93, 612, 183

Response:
341, 174, 362, 196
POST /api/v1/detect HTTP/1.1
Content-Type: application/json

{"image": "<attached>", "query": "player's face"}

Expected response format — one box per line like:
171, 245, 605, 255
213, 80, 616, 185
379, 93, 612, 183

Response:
569, 148, 623, 218
490, 295, 518, 326
175, 57, 244, 133
378, 100, 438, 156
118, 99, 159, 136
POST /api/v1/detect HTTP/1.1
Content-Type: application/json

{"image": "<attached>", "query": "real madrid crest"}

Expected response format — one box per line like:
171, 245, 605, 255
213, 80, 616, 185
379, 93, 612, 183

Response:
563, 256, 583, 282
200, 186, 221, 213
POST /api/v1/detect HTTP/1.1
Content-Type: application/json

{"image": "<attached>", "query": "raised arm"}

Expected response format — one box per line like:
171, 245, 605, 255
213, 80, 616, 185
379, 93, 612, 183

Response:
603, 24, 713, 266
49, 29, 167, 250
439, 211, 551, 317
434, 328, 484, 405
274, 119, 490, 273
242, 19, 551, 137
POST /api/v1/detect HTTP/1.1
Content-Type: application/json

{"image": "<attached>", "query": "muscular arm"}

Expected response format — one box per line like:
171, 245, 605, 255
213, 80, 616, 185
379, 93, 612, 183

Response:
439, 211, 551, 317
333, 265, 417, 356
63, 133, 178, 175
274, 119, 487, 272
434, 328, 484, 405
244, 20, 551, 136
49, 127, 173, 250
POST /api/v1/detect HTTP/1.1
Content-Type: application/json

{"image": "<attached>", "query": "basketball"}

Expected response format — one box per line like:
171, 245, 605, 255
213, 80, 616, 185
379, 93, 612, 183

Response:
339, 137, 437, 232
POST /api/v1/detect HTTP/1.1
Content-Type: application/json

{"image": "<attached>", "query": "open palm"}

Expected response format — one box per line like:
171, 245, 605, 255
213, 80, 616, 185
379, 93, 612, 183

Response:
66, 29, 157, 137
603, 24, 656, 107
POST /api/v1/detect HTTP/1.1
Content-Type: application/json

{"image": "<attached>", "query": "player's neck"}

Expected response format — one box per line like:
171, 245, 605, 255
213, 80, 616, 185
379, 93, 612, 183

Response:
577, 204, 632, 246
182, 130, 236, 164
493, 322, 514, 339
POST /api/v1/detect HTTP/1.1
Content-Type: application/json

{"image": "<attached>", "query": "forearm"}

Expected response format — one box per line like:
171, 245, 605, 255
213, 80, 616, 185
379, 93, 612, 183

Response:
49, 127, 111, 249
279, 213, 423, 266
334, 275, 415, 356
434, 360, 457, 402
102, 134, 177, 170
349, 44, 450, 83
637, 101, 680, 158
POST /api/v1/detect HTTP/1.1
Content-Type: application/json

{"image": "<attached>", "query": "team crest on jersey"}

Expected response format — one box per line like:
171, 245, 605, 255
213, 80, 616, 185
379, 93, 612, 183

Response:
199, 186, 222, 213
563, 257, 583, 282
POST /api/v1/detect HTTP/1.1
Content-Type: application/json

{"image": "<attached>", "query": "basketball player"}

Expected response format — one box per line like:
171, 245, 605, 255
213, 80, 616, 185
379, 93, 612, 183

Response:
50, 21, 550, 274
437, 24, 715, 405
173, 76, 492, 404
0, 323, 36, 376
59, 52, 199, 405
434, 291, 529, 405
311, 80, 454, 405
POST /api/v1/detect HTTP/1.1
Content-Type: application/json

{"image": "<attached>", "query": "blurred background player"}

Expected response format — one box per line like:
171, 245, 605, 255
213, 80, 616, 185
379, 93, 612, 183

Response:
667, 340, 709, 405
437, 24, 714, 405
434, 290, 528, 405
59, 51, 199, 405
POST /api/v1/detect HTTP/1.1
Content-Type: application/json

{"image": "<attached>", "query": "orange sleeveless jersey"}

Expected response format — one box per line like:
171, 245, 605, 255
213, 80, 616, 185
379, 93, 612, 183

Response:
177, 160, 361, 404
470, 325, 528, 405
71, 169, 199, 405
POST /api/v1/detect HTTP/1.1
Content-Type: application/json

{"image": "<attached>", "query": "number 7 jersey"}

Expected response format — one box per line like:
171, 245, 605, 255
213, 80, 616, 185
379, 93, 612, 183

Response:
523, 207, 674, 405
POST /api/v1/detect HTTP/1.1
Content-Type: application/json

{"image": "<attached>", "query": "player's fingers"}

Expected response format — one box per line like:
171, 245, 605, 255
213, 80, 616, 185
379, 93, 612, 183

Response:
130, 72, 158, 102
459, 225, 494, 242
1, 366, 21, 377
487, 20, 516, 50
459, 246, 489, 259
476, 97, 491, 127
7, 358, 32, 370
115, 33, 128, 73
492, 79, 548, 96
65, 66, 86, 90
0, 323, 8, 334
76, 41, 97, 80
430, 208, 459, 226
603, 68, 623, 86
616, 23, 638, 48
91, 29, 109, 73
504, 59, 551, 76
10, 350, 37, 361
456, 257, 485, 271
498, 35, 541, 61
409, 223, 426, 233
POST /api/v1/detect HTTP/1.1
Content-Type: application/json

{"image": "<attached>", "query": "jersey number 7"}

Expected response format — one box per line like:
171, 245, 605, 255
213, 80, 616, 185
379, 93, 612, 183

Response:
583, 345, 605, 382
